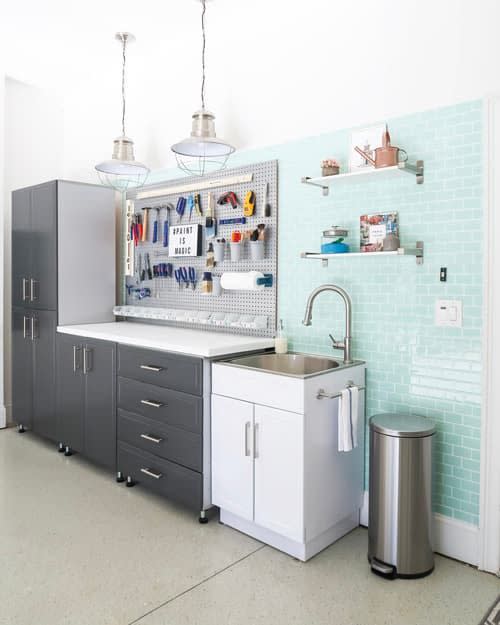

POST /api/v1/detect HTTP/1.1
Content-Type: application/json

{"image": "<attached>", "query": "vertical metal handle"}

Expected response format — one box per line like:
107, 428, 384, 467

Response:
22, 278, 29, 302
30, 278, 37, 302
23, 316, 29, 339
30, 316, 37, 341
83, 348, 92, 374
244, 421, 251, 457
73, 346, 81, 372
254, 422, 259, 459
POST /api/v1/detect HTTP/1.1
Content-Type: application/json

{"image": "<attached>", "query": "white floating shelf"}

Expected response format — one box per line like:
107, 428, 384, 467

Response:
301, 161, 424, 195
301, 242, 424, 266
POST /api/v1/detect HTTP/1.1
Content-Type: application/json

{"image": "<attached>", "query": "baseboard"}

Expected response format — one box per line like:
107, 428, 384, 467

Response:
359, 490, 479, 566
0, 404, 5, 429
3, 402, 12, 427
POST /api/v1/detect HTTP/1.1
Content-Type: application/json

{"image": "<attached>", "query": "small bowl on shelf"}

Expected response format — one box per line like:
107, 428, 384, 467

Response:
320, 241, 349, 254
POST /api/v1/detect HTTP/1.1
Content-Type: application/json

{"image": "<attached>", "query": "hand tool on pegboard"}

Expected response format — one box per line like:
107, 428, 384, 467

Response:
243, 191, 256, 217
205, 192, 217, 237
152, 208, 159, 243
141, 207, 152, 241
217, 191, 239, 209
262, 183, 271, 217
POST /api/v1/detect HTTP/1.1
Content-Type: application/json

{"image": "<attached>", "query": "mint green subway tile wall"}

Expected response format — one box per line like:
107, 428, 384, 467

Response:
151, 99, 483, 525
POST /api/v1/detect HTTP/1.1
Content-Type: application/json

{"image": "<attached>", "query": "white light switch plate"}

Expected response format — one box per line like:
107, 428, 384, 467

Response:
435, 299, 463, 328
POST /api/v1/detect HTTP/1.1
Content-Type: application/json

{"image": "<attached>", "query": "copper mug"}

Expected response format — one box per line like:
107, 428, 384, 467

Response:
355, 144, 408, 168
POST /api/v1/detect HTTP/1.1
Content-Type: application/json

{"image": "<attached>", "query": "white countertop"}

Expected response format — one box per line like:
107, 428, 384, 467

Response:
57, 322, 274, 358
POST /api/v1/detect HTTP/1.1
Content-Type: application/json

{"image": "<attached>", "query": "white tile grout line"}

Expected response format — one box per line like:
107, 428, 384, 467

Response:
128, 543, 267, 625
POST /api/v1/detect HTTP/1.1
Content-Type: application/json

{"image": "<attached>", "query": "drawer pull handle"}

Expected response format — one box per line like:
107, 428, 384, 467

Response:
140, 399, 164, 408
140, 467, 163, 480
140, 433, 163, 444
140, 365, 164, 372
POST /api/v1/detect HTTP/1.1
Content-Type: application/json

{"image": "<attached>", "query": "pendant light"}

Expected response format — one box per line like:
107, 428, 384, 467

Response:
95, 32, 149, 191
171, 0, 235, 176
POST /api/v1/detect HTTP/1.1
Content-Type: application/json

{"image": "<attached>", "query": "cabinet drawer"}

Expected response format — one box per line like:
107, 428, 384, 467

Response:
117, 377, 202, 434
118, 409, 202, 472
118, 442, 203, 511
118, 345, 202, 396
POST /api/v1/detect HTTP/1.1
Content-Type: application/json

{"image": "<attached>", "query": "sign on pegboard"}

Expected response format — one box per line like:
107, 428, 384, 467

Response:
169, 224, 203, 257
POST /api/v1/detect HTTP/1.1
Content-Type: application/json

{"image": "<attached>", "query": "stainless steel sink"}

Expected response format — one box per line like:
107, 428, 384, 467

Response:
225, 352, 341, 378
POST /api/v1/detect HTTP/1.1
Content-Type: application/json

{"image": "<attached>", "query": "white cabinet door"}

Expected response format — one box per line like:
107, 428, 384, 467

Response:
211, 394, 254, 521
254, 405, 304, 541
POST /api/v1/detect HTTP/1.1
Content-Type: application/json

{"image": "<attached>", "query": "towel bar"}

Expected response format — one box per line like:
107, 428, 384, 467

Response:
316, 383, 366, 400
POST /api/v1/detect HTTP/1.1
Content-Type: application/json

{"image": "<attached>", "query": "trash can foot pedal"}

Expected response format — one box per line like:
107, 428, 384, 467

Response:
370, 558, 396, 579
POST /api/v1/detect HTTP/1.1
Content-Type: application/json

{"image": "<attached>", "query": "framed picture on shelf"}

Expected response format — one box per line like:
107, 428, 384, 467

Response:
349, 124, 385, 172
360, 212, 399, 252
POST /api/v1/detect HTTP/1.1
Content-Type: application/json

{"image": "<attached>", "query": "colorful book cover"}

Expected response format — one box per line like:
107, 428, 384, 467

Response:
360, 212, 399, 252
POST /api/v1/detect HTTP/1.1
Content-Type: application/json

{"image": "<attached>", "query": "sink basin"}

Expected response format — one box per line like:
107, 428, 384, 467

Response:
226, 352, 340, 378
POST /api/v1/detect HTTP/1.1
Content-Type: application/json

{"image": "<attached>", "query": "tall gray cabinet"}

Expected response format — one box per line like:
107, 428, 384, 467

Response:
11, 180, 115, 445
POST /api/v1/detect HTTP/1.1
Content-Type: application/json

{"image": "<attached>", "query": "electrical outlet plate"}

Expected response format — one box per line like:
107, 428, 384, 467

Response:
435, 299, 463, 328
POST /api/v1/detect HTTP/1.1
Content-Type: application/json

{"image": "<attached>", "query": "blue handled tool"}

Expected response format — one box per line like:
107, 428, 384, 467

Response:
162, 204, 173, 248
187, 195, 195, 221
174, 269, 182, 290
152, 208, 159, 243
179, 266, 189, 288
188, 266, 197, 290
176, 197, 186, 222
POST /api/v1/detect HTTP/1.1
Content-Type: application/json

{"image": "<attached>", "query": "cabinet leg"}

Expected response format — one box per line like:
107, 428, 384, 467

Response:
17, 424, 26, 433
116, 471, 125, 483
58, 442, 65, 453
126, 476, 135, 487
64, 446, 73, 457
199, 510, 209, 524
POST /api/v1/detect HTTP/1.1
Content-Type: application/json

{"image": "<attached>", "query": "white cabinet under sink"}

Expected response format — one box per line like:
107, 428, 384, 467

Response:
212, 396, 303, 541
211, 359, 366, 561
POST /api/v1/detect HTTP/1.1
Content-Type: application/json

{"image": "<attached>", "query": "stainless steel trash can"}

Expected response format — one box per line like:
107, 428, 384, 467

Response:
368, 413, 436, 579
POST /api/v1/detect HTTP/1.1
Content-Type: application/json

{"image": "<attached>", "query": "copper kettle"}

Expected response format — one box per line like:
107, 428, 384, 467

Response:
354, 125, 408, 169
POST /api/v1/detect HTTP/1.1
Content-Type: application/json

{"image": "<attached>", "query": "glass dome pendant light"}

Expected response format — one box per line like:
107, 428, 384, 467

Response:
95, 32, 149, 191
171, 0, 235, 176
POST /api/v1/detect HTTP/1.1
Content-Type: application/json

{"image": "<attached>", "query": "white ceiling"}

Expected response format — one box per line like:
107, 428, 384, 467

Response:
2, 0, 499, 174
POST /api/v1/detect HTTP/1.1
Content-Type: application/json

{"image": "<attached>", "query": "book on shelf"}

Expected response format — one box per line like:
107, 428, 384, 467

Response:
360, 212, 399, 252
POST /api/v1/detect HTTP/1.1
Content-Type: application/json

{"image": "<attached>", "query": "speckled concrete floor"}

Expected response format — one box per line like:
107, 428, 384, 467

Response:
1, 427, 499, 625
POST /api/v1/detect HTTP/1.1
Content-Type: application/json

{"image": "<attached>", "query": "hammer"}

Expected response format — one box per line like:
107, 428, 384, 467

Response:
141, 207, 152, 242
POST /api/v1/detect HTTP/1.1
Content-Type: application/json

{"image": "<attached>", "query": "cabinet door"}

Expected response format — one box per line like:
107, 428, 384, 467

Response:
211, 395, 254, 521
83, 340, 116, 469
32, 310, 57, 441
30, 182, 57, 311
254, 405, 303, 541
56, 333, 84, 451
11, 309, 33, 428
11, 188, 32, 308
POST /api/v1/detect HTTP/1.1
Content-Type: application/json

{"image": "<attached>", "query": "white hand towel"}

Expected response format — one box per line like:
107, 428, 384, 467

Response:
338, 386, 359, 452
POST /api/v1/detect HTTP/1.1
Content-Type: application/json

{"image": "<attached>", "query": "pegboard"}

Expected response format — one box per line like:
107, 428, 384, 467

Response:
124, 160, 278, 337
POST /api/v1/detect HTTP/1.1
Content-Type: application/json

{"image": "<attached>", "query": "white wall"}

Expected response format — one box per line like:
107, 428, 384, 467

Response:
3, 78, 64, 422
1, 0, 499, 180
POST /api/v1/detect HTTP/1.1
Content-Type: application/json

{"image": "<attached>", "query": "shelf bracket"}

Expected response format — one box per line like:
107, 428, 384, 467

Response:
301, 176, 329, 196
398, 160, 424, 184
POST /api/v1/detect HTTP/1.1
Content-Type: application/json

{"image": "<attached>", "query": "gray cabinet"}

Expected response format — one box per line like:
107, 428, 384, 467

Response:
12, 308, 57, 440
12, 309, 34, 429
11, 179, 115, 438
56, 333, 116, 469
12, 182, 57, 311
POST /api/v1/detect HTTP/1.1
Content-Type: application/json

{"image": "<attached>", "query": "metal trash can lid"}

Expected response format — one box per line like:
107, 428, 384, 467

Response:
370, 413, 436, 438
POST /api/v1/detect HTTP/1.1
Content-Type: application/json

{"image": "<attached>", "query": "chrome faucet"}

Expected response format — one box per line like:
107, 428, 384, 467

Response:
302, 284, 353, 364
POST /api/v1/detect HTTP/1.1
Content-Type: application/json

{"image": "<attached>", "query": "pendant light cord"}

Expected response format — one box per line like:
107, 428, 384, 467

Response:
201, 0, 206, 110
121, 35, 127, 137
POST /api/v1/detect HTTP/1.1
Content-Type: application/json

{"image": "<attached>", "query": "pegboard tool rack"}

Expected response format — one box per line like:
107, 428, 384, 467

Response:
124, 160, 278, 338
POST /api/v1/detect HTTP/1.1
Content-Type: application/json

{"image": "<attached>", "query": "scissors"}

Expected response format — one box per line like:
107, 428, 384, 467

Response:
188, 267, 197, 290
176, 197, 186, 222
